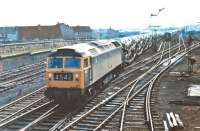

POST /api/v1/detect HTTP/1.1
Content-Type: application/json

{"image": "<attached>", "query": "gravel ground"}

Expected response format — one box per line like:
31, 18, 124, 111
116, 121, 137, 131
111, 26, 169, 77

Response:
156, 46, 200, 131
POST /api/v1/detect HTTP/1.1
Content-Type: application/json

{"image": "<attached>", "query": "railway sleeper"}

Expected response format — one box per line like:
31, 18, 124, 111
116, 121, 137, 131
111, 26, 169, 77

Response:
125, 114, 145, 119
32, 126, 49, 131
104, 125, 120, 130
72, 126, 94, 131
38, 121, 55, 126
111, 97, 126, 101
92, 111, 112, 115
130, 99, 145, 102
89, 113, 107, 118
73, 112, 87, 118
106, 102, 122, 105
0, 112, 13, 116
125, 117, 145, 121
123, 124, 148, 128
127, 105, 144, 109
21, 116, 40, 121
80, 117, 102, 122
126, 114, 144, 119
76, 123, 100, 129
0, 116, 7, 119
100, 106, 120, 111
153, 121, 164, 126
3, 125, 23, 130
104, 104, 120, 107
81, 119, 102, 124
125, 121, 146, 125
125, 112, 144, 115
151, 110, 162, 118
129, 102, 144, 106
13, 120, 30, 125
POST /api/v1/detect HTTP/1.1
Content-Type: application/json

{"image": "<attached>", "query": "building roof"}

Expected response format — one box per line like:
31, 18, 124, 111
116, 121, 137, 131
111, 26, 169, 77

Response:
0, 27, 17, 34
18, 24, 62, 40
72, 26, 92, 32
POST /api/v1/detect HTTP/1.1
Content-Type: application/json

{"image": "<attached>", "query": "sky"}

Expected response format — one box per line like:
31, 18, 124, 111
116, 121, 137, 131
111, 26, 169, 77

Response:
0, 0, 199, 29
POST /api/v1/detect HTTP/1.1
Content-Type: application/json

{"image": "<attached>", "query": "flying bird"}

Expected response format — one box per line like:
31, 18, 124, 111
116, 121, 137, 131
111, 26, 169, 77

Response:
158, 8, 165, 13
150, 13, 157, 17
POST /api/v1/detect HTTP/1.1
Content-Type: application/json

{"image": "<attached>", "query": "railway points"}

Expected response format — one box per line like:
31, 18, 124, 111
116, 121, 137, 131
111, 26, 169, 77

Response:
0, 33, 199, 131
55, 39, 196, 131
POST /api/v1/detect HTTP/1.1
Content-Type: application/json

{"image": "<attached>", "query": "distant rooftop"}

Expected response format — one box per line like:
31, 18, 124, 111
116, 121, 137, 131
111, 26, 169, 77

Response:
72, 26, 92, 32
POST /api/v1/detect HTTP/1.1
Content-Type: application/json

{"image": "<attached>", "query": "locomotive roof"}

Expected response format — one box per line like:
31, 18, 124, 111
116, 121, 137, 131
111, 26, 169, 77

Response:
49, 40, 121, 57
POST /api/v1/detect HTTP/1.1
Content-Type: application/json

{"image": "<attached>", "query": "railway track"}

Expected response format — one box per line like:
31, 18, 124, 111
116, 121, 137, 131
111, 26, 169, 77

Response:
0, 39, 165, 131
46, 42, 169, 130
55, 42, 169, 131
0, 38, 195, 131
0, 61, 45, 80
0, 101, 55, 131
51, 42, 199, 131
112, 40, 183, 85
0, 86, 47, 127
0, 61, 45, 92
17, 103, 83, 131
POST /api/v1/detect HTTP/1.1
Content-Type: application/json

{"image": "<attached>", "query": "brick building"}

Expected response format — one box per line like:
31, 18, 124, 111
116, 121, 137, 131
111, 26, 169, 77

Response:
18, 23, 75, 41
72, 26, 92, 40
0, 23, 94, 43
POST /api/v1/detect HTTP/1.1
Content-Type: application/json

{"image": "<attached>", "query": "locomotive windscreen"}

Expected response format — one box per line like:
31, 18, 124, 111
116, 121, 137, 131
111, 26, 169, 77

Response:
64, 58, 80, 68
48, 57, 80, 68
48, 58, 63, 68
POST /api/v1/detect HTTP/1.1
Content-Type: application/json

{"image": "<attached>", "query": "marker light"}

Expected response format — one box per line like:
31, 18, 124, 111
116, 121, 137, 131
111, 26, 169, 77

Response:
48, 73, 52, 80
75, 73, 79, 81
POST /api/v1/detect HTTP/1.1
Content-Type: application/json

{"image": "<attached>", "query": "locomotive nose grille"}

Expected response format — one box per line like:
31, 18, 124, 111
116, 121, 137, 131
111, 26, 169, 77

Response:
54, 73, 73, 81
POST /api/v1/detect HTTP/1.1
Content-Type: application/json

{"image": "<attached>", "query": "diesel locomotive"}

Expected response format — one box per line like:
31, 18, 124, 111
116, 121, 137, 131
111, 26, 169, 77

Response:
45, 40, 124, 102
45, 36, 153, 103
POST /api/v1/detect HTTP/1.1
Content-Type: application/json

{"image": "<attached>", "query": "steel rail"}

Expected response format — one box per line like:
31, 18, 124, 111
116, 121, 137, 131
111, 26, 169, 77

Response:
53, 42, 200, 131
119, 41, 166, 131
145, 43, 200, 131
0, 100, 53, 128
60, 42, 181, 131
0, 61, 44, 79
0, 96, 46, 124
0, 86, 46, 111
50, 41, 184, 131
19, 104, 59, 131
93, 72, 158, 131
113, 42, 181, 84
84, 43, 200, 131
123, 42, 182, 71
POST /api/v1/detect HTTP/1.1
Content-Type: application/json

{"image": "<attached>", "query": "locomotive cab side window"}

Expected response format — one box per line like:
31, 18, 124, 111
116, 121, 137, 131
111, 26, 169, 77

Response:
84, 58, 89, 68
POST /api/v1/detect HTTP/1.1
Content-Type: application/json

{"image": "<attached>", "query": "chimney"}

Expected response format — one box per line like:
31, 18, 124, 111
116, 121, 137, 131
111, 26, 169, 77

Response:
38, 24, 41, 31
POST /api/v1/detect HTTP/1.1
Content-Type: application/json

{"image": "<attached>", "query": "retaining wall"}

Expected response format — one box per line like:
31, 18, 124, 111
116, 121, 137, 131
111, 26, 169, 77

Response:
0, 51, 51, 71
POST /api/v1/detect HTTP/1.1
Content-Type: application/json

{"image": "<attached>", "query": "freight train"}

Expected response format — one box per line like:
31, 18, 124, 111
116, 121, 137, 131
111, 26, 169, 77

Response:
45, 36, 153, 103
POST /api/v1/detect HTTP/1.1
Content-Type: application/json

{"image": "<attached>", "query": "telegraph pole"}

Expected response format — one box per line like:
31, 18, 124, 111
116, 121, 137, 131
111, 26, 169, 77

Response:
149, 8, 165, 51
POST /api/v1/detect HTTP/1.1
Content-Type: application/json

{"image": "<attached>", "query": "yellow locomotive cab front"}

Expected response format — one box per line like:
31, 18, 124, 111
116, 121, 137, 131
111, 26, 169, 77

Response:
45, 56, 91, 101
